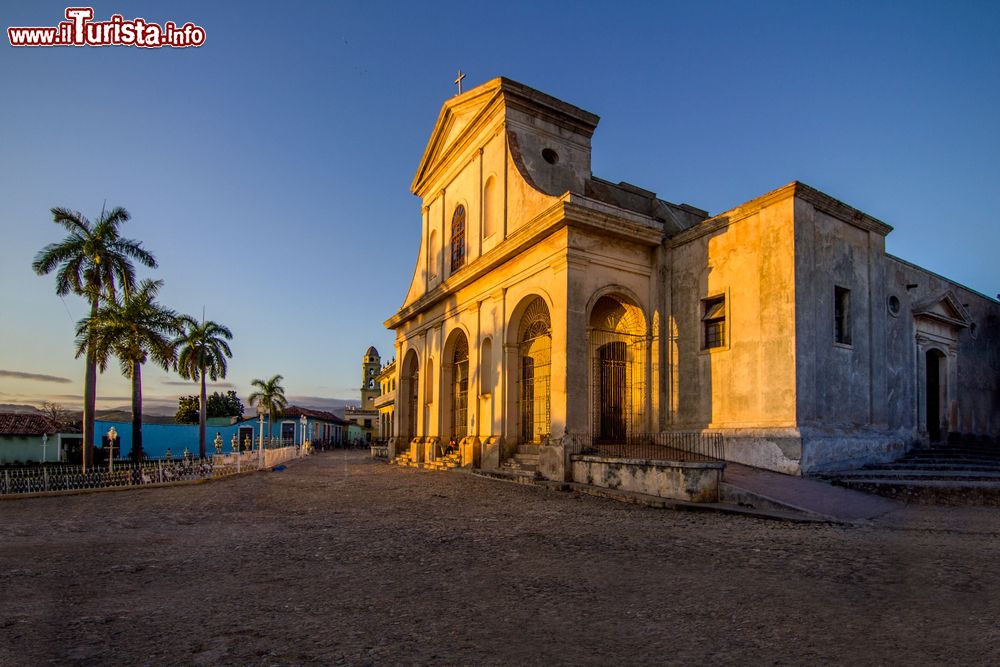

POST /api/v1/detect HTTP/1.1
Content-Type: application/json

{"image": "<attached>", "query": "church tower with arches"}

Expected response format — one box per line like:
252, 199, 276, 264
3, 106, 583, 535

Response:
361, 346, 381, 408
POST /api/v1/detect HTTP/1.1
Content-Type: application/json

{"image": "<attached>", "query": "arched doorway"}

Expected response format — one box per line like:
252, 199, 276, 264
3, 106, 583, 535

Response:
926, 348, 945, 441
401, 350, 419, 440
517, 297, 552, 444
446, 331, 470, 440
589, 295, 646, 444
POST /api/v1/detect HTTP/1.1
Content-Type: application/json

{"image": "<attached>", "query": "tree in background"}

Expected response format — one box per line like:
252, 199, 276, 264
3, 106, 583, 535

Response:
207, 390, 244, 419
248, 375, 287, 446
32, 206, 156, 470
75, 279, 179, 460
40, 402, 75, 430
175, 396, 201, 424
174, 317, 233, 458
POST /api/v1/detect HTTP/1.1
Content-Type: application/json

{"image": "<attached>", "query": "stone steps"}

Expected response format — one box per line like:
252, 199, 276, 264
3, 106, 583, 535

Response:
826, 442, 1000, 505
832, 469, 1000, 482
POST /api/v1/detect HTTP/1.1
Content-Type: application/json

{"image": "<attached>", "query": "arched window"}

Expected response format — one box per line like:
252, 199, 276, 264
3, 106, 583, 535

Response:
450, 205, 466, 272
483, 176, 497, 239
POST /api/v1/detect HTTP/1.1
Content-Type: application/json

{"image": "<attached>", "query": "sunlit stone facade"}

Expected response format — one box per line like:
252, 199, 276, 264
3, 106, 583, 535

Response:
385, 77, 1000, 476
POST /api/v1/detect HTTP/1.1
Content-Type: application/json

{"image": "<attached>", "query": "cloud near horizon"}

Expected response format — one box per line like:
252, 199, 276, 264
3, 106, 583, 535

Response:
0, 369, 72, 384
160, 380, 235, 388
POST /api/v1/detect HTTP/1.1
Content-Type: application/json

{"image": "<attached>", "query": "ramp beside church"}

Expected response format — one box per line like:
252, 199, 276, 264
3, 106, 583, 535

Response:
722, 463, 901, 522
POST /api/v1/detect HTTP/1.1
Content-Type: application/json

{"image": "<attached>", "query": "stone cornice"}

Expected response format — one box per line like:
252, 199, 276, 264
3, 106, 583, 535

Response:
385, 194, 662, 329
669, 181, 893, 248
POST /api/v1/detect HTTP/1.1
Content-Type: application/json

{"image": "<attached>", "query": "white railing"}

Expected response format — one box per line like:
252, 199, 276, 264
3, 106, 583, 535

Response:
0, 445, 306, 497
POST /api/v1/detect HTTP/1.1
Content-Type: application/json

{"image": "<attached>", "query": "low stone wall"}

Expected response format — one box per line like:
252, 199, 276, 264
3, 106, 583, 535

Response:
570, 455, 724, 503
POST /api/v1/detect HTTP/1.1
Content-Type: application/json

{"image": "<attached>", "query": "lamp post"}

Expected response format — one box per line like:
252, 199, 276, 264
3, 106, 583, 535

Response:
257, 403, 266, 469
107, 426, 117, 473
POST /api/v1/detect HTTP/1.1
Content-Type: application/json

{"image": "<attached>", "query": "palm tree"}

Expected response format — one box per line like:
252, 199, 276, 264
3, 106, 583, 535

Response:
75, 280, 180, 460
32, 206, 156, 470
174, 316, 233, 458
248, 375, 287, 447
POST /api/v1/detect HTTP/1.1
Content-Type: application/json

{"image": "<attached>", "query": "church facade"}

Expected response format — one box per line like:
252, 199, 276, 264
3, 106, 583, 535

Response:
384, 77, 999, 476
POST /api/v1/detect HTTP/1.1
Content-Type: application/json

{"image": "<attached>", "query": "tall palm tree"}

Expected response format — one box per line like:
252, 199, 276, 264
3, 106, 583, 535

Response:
75, 280, 180, 460
32, 206, 156, 470
248, 375, 287, 447
174, 316, 233, 458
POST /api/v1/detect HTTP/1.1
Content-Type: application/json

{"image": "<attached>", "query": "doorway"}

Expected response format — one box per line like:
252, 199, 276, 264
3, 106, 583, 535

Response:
925, 349, 945, 441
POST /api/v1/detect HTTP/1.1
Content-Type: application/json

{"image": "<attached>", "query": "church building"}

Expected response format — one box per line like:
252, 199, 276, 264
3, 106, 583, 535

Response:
384, 77, 999, 476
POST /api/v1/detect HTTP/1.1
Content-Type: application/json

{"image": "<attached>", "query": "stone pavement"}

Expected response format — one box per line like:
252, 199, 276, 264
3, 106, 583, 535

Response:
2, 451, 999, 665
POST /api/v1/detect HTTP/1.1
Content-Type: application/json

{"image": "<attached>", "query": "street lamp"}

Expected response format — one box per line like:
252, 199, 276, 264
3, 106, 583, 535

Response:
107, 426, 117, 473
257, 403, 266, 468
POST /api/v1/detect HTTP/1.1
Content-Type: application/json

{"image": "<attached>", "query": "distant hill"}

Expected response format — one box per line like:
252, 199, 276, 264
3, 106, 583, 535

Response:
0, 403, 42, 414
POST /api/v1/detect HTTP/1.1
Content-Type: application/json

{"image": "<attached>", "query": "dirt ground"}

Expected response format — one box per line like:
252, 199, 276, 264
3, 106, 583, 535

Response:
1, 451, 998, 666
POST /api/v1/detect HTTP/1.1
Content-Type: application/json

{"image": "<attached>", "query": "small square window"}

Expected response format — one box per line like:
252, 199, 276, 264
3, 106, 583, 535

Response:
702, 295, 726, 350
835, 286, 852, 345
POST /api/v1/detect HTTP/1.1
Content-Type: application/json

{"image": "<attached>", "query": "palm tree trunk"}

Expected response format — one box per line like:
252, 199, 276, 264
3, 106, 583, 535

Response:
199, 371, 207, 459
131, 361, 143, 460
82, 298, 99, 472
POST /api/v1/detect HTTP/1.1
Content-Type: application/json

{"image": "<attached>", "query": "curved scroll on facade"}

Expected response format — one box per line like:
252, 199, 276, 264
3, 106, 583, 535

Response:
517, 297, 551, 444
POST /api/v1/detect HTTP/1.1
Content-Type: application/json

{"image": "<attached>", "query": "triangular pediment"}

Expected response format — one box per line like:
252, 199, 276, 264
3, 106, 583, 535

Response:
913, 290, 972, 328
411, 79, 505, 195
411, 77, 601, 197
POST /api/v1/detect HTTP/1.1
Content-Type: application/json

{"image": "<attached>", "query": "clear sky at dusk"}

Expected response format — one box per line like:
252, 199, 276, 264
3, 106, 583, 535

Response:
1, 0, 998, 414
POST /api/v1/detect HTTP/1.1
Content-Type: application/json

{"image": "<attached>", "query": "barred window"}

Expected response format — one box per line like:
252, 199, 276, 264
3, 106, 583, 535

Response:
450, 205, 466, 272
702, 295, 726, 350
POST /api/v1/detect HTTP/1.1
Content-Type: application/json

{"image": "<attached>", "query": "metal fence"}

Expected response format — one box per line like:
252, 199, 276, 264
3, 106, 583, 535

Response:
0, 445, 305, 497
585, 431, 724, 463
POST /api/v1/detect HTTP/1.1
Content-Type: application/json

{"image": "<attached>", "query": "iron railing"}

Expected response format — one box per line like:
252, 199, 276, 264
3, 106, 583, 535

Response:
0, 445, 305, 497
585, 431, 724, 463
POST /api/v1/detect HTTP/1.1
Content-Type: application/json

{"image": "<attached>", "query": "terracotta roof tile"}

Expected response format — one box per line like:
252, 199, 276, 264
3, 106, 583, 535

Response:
0, 413, 60, 436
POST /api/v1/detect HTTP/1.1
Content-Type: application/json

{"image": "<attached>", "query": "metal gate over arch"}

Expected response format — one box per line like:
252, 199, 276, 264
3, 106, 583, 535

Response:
518, 297, 551, 444
590, 328, 646, 443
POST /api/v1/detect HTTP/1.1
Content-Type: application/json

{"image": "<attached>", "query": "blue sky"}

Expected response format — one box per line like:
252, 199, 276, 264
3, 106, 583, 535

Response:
1, 0, 998, 413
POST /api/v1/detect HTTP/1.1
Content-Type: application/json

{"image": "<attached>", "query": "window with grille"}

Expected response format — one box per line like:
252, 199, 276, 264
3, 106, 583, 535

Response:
452, 336, 469, 439
518, 298, 551, 444
702, 295, 726, 349
450, 205, 466, 272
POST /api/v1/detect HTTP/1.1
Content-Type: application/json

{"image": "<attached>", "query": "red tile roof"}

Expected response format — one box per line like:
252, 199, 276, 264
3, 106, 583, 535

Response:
281, 406, 349, 425
0, 413, 60, 436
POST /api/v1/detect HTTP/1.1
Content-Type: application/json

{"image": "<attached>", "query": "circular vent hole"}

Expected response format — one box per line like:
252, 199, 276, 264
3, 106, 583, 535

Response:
542, 148, 559, 164
888, 295, 900, 316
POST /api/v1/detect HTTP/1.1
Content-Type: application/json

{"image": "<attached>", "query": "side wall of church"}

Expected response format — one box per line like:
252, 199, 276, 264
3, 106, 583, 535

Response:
792, 197, 901, 470
884, 256, 1000, 438
669, 196, 799, 440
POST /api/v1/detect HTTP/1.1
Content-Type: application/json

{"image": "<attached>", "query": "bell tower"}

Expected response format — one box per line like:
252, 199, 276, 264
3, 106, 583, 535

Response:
361, 346, 381, 407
